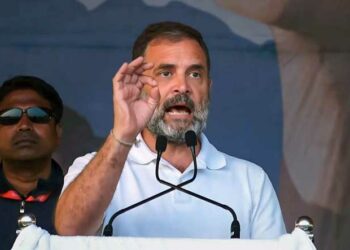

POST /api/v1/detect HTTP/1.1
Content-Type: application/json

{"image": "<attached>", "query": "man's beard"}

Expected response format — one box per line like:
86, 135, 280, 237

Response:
147, 93, 209, 144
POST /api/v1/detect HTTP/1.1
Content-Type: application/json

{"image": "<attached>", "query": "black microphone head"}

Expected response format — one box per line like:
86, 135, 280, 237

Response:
185, 130, 197, 147
156, 135, 167, 153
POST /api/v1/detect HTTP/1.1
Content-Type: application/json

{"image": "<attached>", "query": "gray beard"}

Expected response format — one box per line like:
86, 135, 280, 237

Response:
147, 93, 209, 144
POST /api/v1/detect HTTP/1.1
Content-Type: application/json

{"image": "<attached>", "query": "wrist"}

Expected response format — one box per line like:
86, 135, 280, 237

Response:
110, 129, 136, 147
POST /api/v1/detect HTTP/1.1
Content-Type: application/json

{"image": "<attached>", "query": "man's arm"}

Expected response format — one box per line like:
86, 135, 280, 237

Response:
55, 57, 159, 235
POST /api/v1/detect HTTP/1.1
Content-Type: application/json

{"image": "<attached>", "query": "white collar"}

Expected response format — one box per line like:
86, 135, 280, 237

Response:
128, 133, 226, 170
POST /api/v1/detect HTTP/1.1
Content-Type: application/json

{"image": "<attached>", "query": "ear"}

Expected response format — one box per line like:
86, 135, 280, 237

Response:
208, 79, 212, 90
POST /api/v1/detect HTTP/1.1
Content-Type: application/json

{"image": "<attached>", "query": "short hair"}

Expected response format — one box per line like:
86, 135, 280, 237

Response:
0, 75, 63, 123
132, 21, 211, 75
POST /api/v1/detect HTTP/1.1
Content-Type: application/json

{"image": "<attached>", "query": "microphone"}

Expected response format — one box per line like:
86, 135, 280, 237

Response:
156, 131, 198, 186
185, 130, 197, 173
156, 134, 167, 153
155, 131, 240, 238
103, 131, 198, 236
185, 130, 197, 148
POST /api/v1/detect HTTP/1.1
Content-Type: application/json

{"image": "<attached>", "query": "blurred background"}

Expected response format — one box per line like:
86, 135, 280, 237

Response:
0, 1, 349, 249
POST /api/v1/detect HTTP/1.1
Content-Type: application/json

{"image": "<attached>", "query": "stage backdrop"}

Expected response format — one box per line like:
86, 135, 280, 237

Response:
0, 1, 349, 249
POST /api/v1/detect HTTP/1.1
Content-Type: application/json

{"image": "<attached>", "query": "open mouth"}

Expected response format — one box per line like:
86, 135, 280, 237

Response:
165, 104, 192, 115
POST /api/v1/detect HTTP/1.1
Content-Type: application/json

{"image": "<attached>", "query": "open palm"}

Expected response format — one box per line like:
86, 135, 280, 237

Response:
112, 56, 160, 141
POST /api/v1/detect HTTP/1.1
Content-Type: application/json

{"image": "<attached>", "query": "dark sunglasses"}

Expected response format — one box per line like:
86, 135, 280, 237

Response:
0, 107, 55, 125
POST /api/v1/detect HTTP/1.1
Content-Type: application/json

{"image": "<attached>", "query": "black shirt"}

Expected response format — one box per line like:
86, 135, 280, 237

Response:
0, 160, 63, 250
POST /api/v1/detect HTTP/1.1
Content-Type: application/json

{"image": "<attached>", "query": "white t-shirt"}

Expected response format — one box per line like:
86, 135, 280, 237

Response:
63, 133, 286, 239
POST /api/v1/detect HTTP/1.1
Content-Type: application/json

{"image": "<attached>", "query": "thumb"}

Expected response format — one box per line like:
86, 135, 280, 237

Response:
146, 85, 160, 109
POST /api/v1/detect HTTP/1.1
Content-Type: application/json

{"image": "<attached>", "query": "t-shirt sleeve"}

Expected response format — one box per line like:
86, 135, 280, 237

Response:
61, 152, 96, 193
250, 169, 286, 239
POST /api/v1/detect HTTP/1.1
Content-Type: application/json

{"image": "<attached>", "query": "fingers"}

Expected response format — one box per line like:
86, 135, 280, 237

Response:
139, 75, 157, 86
113, 57, 155, 88
122, 57, 153, 75
113, 62, 128, 83
146, 85, 160, 108
123, 62, 153, 77
135, 62, 154, 74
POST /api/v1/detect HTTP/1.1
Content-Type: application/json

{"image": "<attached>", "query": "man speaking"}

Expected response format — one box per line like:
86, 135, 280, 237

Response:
55, 21, 285, 239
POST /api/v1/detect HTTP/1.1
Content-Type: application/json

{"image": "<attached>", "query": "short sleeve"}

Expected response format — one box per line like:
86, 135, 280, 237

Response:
61, 152, 96, 193
250, 169, 286, 239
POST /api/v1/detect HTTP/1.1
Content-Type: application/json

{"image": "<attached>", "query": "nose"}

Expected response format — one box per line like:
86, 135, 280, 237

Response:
173, 74, 191, 94
17, 114, 33, 131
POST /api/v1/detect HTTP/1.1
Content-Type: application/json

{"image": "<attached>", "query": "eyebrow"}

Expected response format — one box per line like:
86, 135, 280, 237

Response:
187, 64, 206, 72
154, 64, 175, 71
154, 63, 206, 72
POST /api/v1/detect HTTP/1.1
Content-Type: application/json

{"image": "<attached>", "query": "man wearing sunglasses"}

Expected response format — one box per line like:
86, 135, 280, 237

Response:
0, 75, 64, 249
56, 22, 285, 239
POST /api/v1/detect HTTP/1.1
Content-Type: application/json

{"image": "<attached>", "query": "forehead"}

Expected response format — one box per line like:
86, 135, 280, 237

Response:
144, 38, 208, 68
0, 89, 51, 109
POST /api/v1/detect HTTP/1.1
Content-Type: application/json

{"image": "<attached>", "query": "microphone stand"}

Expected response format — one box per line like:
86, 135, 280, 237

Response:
155, 172, 240, 238
103, 132, 197, 236
103, 131, 240, 238
155, 132, 240, 238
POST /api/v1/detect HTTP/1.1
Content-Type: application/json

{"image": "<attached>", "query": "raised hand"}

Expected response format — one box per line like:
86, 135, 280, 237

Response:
112, 56, 160, 143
